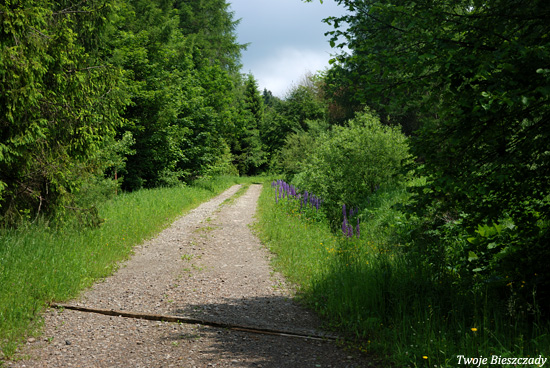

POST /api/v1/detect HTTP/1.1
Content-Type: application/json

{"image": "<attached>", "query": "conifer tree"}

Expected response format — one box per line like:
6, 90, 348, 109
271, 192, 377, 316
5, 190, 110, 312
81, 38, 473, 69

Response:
0, 0, 124, 224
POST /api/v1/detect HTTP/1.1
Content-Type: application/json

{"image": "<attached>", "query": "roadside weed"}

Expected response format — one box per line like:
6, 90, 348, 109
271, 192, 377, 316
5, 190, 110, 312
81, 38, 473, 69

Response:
256, 181, 550, 367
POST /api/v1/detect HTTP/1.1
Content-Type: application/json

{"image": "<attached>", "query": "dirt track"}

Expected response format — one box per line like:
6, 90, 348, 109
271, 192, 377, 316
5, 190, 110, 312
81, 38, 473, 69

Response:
8, 184, 375, 367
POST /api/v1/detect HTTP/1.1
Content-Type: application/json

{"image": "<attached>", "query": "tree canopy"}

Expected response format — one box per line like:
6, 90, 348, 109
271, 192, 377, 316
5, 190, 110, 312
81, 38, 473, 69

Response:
0, 0, 248, 222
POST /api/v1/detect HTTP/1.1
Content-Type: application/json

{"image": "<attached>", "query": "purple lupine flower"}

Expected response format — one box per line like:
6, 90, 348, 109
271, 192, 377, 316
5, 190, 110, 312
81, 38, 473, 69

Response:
347, 224, 353, 238
342, 218, 348, 236
356, 217, 360, 238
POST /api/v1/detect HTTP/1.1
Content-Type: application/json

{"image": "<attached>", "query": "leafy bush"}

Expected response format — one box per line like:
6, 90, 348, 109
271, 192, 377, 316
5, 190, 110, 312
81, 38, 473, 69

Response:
293, 110, 411, 224
273, 119, 328, 179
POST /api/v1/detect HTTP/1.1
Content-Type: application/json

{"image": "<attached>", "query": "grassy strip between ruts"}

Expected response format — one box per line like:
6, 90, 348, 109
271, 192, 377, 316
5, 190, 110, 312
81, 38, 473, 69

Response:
255, 181, 550, 368
0, 175, 258, 359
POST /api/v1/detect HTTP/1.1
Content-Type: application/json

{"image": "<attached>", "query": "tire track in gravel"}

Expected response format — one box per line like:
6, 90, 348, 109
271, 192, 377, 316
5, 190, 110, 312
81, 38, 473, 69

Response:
8, 184, 375, 368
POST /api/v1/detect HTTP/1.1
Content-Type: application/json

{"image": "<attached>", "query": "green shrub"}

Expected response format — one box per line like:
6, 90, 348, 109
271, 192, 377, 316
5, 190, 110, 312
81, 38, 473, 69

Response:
271, 119, 328, 180
293, 110, 411, 224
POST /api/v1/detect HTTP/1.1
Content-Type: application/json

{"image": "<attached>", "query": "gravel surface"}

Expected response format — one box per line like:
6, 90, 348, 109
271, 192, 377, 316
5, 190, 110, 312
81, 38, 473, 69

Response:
7, 184, 377, 367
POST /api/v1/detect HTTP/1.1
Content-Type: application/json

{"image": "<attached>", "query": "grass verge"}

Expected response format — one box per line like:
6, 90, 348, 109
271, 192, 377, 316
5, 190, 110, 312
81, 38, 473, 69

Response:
255, 181, 550, 367
0, 175, 250, 359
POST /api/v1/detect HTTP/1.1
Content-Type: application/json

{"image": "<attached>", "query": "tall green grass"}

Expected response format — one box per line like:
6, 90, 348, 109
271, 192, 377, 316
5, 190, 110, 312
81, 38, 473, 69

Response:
256, 181, 550, 367
0, 176, 249, 358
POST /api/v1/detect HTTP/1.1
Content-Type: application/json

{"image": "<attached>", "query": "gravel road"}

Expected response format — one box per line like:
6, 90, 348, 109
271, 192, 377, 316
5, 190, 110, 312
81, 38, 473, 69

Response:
7, 184, 376, 368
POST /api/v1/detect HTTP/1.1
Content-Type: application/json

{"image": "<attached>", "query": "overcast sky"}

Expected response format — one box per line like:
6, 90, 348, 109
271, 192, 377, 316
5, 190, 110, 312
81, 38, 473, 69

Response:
228, 0, 347, 98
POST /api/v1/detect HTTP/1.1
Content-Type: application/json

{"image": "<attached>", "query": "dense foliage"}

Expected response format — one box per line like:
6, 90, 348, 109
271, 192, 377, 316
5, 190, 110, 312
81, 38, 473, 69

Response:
293, 110, 410, 224
314, 0, 550, 314
0, 0, 253, 223
108, 0, 246, 190
0, 1, 125, 224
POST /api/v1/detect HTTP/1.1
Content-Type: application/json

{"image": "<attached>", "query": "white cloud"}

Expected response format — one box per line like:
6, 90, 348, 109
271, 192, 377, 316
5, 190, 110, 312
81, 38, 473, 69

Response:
251, 47, 332, 97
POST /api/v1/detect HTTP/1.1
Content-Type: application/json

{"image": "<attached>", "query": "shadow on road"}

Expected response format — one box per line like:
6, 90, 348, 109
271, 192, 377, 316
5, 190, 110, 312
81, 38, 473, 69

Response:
163, 295, 376, 368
